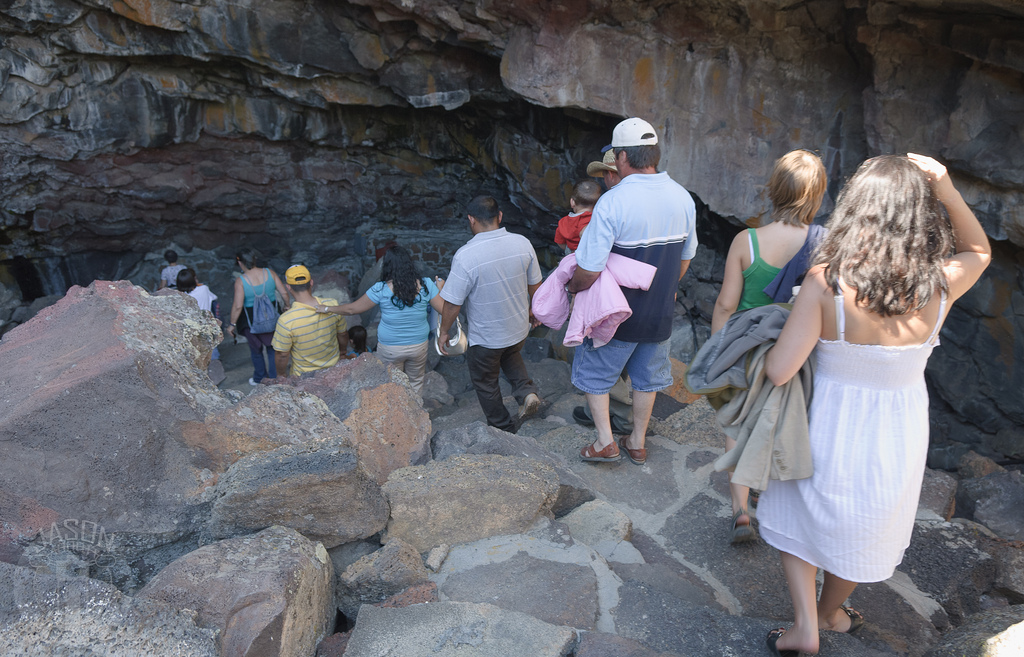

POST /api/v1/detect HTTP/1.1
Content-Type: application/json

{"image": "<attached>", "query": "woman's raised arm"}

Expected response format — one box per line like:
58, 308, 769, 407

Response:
908, 153, 991, 302
270, 269, 291, 310
429, 277, 446, 313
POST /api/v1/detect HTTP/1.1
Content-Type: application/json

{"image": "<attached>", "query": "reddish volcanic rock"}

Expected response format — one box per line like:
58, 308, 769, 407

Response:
0, 491, 60, 565
291, 355, 432, 485
198, 385, 353, 474
0, 281, 226, 582
315, 631, 351, 657
0, 282, 360, 588
376, 581, 439, 609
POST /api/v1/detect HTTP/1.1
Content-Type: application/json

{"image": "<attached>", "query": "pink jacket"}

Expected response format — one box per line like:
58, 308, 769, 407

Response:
532, 253, 658, 347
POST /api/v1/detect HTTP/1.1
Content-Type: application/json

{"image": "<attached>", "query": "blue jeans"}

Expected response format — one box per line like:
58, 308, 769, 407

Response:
571, 337, 672, 394
242, 328, 277, 382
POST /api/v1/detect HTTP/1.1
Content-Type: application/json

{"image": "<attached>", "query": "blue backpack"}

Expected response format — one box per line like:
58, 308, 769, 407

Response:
243, 270, 280, 334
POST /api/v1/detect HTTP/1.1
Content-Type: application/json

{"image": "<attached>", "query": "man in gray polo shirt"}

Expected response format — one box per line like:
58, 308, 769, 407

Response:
438, 195, 543, 433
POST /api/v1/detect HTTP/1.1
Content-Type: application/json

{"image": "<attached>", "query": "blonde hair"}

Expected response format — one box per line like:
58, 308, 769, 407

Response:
768, 150, 827, 226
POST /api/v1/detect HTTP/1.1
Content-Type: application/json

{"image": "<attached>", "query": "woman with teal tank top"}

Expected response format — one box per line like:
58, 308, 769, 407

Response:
225, 248, 290, 385
710, 149, 828, 544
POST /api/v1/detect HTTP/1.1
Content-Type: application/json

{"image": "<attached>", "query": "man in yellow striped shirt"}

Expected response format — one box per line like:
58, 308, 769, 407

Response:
272, 265, 348, 377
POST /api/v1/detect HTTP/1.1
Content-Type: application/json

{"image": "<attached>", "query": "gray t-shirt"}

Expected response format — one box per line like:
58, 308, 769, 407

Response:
440, 227, 542, 349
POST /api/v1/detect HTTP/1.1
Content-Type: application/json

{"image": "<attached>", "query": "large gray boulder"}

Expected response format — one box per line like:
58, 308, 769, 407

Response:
981, 538, 1024, 604
382, 454, 560, 553
344, 601, 577, 657
0, 561, 218, 656
137, 526, 334, 657
923, 606, 1024, 657
208, 436, 388, 547
335, 537, 429, 620
431, 421, 596, 516
0, 281, 371, 589
957, 471, 1024, 541
0, 282, 224, 588
198, 385, 354, 472
899, 521, 998, 626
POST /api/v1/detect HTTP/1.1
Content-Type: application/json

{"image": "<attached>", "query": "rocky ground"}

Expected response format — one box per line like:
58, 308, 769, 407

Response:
1, 281, 1023, 657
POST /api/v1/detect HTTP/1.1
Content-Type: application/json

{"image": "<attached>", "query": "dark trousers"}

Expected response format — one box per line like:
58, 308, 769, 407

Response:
241, 328, 277, 382
466, 340, 538, 433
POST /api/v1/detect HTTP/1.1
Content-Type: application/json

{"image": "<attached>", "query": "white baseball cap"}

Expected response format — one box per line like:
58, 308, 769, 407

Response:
608, 117, 659, 148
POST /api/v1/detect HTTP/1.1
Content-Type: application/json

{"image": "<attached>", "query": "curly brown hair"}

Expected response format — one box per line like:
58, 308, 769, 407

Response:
814, 155, 954, 317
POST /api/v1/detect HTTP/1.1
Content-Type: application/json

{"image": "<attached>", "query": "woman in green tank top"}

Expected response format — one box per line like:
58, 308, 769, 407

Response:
710, 150, 828, 543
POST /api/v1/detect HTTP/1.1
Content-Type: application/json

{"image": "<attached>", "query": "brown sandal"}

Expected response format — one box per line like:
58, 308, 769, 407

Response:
618, 437, 646, 465
580, 441, 621, 462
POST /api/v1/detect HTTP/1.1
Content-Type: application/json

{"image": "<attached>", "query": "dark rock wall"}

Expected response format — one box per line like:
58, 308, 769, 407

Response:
1, 0, 1022, 455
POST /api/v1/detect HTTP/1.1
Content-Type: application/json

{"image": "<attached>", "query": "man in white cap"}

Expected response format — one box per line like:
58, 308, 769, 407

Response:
569, 118, 698, 465
573, 146, 633, 434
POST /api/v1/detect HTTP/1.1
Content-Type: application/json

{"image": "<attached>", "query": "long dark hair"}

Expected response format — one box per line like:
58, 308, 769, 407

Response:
235, 248, 262, 270
814, 155, 954, 316
380, 246, 424, 309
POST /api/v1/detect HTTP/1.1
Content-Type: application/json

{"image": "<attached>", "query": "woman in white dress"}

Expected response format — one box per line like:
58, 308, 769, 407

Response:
759, 154, 991, 656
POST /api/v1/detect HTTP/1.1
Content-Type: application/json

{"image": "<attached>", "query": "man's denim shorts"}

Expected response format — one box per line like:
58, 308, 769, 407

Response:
571, 337, 673, 395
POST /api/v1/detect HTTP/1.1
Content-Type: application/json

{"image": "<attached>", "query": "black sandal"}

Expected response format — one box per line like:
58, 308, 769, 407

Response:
730, 508, 757, 544
766, 628, 798, 657
838, 605, 864, 634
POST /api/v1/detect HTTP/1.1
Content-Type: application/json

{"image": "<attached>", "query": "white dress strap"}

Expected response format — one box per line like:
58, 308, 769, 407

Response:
834, 288, 846, 342
926, 291, 948, 345
747, 230, 755, 263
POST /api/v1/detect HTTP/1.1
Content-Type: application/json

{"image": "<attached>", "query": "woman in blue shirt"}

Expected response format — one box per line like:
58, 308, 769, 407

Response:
317, 246, 444, 394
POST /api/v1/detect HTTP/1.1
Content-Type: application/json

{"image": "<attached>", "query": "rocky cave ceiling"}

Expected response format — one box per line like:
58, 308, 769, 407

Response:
1, 0, 1022, 261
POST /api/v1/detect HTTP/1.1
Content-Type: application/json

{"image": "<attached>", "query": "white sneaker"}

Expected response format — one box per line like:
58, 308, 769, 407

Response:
248, 378, 258, 386
520, 392, 541, 420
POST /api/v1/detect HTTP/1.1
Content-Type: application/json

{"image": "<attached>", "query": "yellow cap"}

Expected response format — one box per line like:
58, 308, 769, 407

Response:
285, 265, 311, 285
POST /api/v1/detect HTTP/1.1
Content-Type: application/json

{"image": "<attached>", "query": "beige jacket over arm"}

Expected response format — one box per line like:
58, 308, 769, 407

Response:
685, 304, 814, 491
